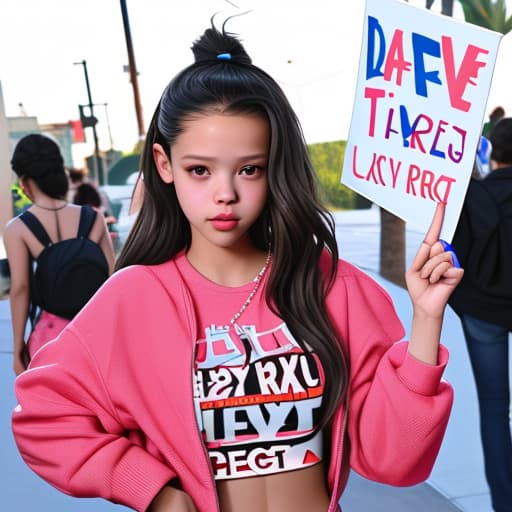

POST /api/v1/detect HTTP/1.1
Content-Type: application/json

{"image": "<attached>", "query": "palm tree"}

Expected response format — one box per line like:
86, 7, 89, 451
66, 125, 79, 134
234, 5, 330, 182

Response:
457, 0, 512, 33
426, 0, 455, 15
379, 209, 406, 287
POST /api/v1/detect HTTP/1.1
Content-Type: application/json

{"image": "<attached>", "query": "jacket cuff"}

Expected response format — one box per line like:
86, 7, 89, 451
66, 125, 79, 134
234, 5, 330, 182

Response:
110, 446, 176, 512
392, 341, 449, 396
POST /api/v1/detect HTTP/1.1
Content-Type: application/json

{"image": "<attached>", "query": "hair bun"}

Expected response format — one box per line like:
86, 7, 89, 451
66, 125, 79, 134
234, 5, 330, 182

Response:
11, 133, 64, 179
192, 27, 252, 65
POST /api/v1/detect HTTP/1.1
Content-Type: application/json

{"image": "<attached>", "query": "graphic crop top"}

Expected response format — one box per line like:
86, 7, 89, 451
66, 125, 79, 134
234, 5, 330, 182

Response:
175, 253, 325, 480
194, 321, 325, 480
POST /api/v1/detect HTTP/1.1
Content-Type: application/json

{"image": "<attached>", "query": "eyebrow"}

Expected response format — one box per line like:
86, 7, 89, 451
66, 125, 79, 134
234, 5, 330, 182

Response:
180, 153, 268, 161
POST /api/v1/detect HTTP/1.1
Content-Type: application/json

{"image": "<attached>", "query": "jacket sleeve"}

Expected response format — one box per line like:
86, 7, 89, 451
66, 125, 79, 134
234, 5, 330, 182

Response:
12, 298, 175, 511
332, 265, 453, 486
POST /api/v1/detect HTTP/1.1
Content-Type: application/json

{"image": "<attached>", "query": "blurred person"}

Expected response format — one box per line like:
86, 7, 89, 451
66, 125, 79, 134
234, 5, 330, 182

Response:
73, 182, 118, 227
3, 134, 115, 376
473, 135, 492, 180
449, 118, 512, 512
67, 167, 85, 202
74, 182, 119, 252
482, 105, 505, 138
10, 182, 32, 215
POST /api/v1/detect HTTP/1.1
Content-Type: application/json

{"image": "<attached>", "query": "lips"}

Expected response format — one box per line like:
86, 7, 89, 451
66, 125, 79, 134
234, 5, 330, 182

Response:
210, 213, 239, 231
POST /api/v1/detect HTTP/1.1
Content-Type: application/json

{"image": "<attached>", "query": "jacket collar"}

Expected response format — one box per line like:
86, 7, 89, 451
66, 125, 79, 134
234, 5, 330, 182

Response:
485, 166, 512, 181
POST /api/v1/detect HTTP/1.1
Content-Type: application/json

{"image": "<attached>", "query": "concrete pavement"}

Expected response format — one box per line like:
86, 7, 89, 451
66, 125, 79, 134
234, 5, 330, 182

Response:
0, 207, 498, 510
334, 207, 495, 511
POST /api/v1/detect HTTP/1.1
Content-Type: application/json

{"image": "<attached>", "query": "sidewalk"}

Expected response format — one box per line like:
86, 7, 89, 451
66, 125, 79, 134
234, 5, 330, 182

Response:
334, 207, 493, 511
0, 208, 495, 510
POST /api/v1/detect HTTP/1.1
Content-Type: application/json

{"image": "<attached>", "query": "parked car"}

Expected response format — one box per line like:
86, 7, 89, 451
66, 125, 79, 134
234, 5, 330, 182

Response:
100, 183, 137, 255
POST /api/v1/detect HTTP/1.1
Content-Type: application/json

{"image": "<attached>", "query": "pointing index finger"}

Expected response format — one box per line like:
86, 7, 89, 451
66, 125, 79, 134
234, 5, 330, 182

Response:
423, 202, 446, 247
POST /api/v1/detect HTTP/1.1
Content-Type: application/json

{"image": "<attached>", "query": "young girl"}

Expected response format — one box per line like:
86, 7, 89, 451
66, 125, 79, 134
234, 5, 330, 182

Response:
4, 134, 115, 376
12, 26, 463, 512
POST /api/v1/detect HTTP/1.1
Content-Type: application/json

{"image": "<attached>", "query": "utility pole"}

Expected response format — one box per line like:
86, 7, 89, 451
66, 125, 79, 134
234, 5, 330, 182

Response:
119, 0, 145, 143
100, 102, 114, 151
74, 60, 105, 185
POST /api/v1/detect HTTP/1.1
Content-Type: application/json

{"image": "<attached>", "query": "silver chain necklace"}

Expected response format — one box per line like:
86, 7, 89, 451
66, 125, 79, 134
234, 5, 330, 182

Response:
33, 201, 68, 211
229, 249, 272, 328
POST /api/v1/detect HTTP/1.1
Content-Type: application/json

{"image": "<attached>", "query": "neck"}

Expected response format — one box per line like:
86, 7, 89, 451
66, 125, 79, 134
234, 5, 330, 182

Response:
187, 246, 271, 287
33, 200, 68, 211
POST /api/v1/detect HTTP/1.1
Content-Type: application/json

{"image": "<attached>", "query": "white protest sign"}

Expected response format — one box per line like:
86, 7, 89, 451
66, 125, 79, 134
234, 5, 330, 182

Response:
341, 0, 501, 241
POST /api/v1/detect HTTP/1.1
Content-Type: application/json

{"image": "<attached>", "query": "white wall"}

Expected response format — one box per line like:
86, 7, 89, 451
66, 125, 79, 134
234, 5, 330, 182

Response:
0, 81, 13, 239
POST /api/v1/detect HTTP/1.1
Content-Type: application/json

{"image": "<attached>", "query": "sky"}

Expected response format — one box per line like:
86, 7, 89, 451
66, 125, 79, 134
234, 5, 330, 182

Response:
1, 0, 512, 167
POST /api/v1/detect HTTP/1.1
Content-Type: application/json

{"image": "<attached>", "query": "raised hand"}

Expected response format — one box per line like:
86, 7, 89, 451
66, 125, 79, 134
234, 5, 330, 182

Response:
406, 202, 464, 364
406, 202, 464, 319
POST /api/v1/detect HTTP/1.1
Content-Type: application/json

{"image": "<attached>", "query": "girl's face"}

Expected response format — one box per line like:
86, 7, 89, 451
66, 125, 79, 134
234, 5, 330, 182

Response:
154, 112, 269, 255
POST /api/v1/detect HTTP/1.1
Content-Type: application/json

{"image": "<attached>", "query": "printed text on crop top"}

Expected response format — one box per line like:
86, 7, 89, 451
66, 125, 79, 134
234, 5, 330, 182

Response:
194, 322, 325, 480
175, 253, 325, 480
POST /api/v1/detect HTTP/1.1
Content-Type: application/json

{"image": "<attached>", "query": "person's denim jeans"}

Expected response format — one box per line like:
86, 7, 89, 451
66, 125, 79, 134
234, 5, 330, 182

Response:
461, 314, 512, 512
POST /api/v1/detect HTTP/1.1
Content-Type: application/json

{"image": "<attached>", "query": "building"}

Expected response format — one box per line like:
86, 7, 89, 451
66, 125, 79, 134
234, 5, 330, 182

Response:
7, 117, 78, 169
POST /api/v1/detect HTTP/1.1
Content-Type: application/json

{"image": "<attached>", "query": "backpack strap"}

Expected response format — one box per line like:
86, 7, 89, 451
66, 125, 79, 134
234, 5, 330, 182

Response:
19, 211, 52, 247
77, 206, 98, 238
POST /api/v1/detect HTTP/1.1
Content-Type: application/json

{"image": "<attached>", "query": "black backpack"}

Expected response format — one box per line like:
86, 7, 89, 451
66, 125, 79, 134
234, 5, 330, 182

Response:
19, 206, 109, 319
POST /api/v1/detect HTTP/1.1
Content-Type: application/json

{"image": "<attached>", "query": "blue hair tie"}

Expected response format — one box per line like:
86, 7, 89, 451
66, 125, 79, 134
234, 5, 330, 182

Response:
217, 53, 231, 60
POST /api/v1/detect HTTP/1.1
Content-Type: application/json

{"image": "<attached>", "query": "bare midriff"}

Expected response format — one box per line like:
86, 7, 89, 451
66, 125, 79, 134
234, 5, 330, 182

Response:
216, 463, 331, 512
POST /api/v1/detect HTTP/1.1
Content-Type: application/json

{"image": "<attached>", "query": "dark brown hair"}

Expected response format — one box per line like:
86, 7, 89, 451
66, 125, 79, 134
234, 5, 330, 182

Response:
11, 133, 68, 199
490, 117, 512, 164
73, 183, 102, 208
116, 24, 348, 427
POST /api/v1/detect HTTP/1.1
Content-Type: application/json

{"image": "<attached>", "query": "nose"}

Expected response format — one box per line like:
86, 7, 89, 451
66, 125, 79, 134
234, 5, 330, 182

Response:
213, 174, 238, 204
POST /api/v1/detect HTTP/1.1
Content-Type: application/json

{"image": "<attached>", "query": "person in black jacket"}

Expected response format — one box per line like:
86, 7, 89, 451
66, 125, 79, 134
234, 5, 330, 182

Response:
450, 118, 512, 512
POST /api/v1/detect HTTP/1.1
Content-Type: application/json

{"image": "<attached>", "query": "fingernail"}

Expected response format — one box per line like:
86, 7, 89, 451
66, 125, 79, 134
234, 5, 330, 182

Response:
439, 239, 461, 268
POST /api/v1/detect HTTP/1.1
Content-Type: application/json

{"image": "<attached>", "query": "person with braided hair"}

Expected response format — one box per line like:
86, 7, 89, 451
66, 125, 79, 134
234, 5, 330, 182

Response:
11, 24, 462, 512
3, 134, 115, 375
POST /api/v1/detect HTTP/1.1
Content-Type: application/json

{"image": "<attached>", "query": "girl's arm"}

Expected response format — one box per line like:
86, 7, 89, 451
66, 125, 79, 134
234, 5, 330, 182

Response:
334, 271, 453, 485
4, 220, 31, 375
12, 329, 175, 512
148, 486, 197, 512
339, 203, 462, 485
405, 202, 464, 364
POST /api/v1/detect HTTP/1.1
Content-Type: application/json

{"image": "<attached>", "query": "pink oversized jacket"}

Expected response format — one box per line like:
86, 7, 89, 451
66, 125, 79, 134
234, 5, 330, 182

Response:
12, 257, 453, 512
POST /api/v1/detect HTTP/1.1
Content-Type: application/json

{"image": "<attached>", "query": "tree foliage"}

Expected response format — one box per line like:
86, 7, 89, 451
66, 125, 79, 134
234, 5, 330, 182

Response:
457, 0, 512, 33
308, 140, 359, 210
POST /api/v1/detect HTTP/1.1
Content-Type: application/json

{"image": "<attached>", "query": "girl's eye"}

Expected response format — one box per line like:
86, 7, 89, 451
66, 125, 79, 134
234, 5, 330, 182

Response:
188, 166, 209, 176
240, 165, 264, 176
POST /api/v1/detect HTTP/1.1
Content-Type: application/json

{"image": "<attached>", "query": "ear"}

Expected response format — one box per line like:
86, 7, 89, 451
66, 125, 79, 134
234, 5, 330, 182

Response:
20, 177, 34, 201
153, 143, 174, 183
